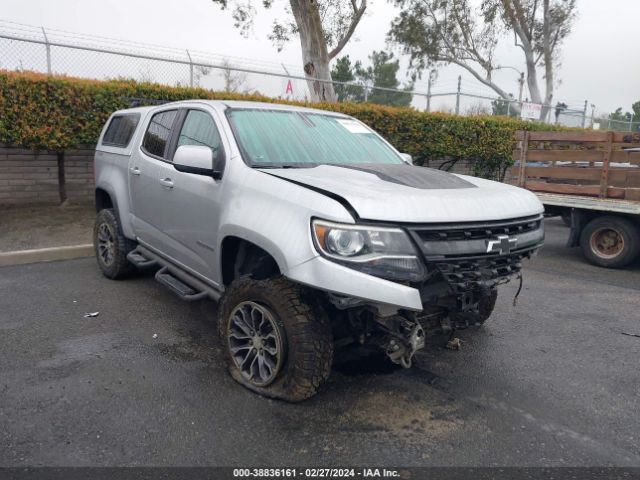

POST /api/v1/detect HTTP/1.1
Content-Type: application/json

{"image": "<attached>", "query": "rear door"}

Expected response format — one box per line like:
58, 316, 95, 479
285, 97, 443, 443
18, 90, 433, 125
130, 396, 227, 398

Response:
129, 108, 180, 251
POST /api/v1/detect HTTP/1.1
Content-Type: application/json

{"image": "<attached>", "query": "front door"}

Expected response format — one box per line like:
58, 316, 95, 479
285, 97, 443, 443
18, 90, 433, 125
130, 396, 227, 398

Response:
157, 108, 226, 284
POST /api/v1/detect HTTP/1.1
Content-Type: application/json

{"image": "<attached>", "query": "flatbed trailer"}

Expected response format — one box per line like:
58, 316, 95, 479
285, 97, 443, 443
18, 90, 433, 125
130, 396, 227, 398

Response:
508, 131, 640, 268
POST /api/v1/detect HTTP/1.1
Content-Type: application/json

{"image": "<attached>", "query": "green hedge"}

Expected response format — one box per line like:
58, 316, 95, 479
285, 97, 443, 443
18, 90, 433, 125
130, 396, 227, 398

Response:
0, 71, 562, 179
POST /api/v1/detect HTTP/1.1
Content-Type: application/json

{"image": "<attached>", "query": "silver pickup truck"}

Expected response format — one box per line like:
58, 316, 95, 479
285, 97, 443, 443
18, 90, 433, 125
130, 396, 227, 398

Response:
93, 100, 544, 401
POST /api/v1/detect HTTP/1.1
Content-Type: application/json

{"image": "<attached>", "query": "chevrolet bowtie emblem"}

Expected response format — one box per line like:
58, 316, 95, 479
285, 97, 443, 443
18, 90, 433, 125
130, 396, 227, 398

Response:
486, 235, 518, 254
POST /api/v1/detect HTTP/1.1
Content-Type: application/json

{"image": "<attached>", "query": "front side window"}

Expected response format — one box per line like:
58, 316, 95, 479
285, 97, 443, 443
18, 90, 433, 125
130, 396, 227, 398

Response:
142, 110, 178, 158
227, 109, 403, 167
177, 110, 222, 155
102, 114, 140, 147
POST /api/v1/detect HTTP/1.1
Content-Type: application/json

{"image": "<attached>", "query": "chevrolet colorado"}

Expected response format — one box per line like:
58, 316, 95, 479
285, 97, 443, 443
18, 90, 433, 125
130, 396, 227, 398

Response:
93, 100, 544, 401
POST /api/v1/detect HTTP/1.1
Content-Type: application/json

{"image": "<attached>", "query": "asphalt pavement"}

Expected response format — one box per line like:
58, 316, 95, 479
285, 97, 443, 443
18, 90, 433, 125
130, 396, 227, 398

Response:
1, 218, 639, 467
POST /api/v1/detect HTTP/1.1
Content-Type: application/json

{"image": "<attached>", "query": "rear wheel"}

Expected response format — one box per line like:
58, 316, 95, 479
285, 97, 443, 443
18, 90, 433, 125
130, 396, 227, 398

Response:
218, 276, 333, 402
93, 209, 136, 279
580, 216, 640, 268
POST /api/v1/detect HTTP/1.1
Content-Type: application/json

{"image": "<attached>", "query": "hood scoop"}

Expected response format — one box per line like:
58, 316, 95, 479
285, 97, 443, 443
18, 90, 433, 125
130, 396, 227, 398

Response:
329, 163, 476, 190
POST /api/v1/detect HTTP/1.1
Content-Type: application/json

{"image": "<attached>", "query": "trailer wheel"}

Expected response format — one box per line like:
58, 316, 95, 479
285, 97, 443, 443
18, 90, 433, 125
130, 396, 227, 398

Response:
580, 216, 640, 268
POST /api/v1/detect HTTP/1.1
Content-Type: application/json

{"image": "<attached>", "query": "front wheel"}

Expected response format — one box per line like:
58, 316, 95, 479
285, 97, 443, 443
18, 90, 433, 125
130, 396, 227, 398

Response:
580, 216, 640, 268
218, 277, 333, 402
477, 288, 498, 324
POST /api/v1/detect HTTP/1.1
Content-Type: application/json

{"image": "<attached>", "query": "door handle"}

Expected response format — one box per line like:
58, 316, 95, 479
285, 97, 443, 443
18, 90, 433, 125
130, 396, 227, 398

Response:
159, 178, 174, 189
130, 166, 141, 176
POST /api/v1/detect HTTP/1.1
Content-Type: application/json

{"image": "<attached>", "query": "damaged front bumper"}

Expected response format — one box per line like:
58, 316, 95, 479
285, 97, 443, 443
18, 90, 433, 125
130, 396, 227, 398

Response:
287, 214, 544, 316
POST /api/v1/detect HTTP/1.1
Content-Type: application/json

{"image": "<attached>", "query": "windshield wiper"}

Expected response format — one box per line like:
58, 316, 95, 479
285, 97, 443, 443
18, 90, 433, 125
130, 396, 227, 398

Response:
252, 163, 317, 169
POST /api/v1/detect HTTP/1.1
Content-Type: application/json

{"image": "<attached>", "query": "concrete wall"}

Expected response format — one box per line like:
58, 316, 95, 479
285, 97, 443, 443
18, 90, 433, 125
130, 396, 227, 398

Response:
64, 147, 95, 204
0, 144, 94, 206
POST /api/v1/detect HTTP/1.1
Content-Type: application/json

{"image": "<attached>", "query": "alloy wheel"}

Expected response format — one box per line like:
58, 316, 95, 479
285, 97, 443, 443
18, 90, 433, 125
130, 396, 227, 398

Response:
97, 222, 115, 266
227, 301, 284, 387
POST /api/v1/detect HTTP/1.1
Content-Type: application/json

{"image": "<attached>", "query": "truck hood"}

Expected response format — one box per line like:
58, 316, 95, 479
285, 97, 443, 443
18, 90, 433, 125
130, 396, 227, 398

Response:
265, 164, 543, 223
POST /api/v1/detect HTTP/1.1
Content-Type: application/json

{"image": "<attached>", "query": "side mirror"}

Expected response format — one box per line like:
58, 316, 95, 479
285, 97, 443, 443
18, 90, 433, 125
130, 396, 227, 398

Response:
399, 153, 413, 165
173, 145, 225, 179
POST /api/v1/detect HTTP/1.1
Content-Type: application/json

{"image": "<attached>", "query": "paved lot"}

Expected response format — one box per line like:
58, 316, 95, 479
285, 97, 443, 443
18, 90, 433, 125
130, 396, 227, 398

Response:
1, 218, 639, 467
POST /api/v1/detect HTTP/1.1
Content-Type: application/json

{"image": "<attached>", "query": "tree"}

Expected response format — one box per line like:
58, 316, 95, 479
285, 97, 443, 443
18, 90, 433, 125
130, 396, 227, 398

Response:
330, 51, 414, 106
330, 55, 365, 102
356, 51, 414, 107
220, 59, 247, 93
466, 102, 491, 115
554, 101, 567, 123
492, 96, 517, 117
211, 0, 367, 102
609, 107, 632, 122
632, 101, 640, 122
388, 0, 577, 119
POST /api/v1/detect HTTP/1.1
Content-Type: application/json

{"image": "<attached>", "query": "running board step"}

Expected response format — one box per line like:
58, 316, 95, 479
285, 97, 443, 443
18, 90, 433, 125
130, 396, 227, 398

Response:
126, 249, 157, 268
155, 266, 208, 302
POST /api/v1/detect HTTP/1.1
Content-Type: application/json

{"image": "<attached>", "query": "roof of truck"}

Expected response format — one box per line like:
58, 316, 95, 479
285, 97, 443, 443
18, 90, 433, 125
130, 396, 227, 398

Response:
218, 100, 347, 115
116, 100, 348, 117
111, 105, 155, 116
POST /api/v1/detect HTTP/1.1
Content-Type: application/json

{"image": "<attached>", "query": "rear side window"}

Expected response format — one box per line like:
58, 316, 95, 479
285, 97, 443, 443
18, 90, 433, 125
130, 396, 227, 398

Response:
142, 110, 178, 159
102, 114, 140, 147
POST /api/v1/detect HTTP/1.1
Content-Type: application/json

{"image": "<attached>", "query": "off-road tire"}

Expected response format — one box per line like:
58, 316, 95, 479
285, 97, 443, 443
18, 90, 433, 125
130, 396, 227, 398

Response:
218, 276, 333, 402
93, 208, 136, 279
580, 216, 640, 269
477, 288, 498, 324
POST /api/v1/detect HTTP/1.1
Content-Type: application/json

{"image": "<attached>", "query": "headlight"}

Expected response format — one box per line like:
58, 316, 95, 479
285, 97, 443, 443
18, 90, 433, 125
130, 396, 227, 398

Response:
312, 219, 425, 282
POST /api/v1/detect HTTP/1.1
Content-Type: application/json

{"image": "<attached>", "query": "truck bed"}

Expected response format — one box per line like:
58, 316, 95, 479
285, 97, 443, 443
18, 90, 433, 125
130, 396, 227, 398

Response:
507, 131, 640, 204
536, 192, 640, 215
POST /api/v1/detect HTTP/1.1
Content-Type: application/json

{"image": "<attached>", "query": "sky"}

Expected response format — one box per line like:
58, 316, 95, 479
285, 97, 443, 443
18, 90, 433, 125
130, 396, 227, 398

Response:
1, 0, 639, 116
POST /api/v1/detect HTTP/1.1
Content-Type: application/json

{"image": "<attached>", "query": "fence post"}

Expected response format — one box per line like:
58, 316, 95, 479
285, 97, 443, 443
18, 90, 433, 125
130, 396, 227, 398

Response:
581, 100, 588, 128
629, 117, 634, 132
426, 75, 432, 112
186, 49, 194, 88
455, 75, 461, 115
518, 131, 529, 187
506, 101, 511, 116
41, 27, 52, 75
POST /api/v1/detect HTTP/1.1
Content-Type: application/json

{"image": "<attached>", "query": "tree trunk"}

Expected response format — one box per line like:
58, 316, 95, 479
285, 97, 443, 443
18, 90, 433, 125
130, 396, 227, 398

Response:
541, 0, 554, 121
289, 0, 337, 102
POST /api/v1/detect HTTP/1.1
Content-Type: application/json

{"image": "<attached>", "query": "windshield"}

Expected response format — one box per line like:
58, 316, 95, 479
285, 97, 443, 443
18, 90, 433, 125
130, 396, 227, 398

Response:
227, 109, 404, 167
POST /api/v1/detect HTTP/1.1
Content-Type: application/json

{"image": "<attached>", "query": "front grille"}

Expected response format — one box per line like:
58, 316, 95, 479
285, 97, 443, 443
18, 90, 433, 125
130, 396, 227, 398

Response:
435, 252, 528, 292
407, 214, 544, 260
414, 215, 542, 243
405, 215, 543, 292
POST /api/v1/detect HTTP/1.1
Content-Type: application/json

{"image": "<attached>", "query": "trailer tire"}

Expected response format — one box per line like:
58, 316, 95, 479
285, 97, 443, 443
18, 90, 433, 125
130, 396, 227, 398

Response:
580, 216, 640, 268
218, 276, 333, 402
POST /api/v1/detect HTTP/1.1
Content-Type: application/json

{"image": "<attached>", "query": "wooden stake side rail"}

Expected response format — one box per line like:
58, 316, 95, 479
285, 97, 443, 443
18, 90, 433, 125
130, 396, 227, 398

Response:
509, 130, 640, 202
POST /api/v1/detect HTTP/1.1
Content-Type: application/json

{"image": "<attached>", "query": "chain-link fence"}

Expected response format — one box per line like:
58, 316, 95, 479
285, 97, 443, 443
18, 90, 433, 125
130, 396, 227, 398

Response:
2, 20, 637, 131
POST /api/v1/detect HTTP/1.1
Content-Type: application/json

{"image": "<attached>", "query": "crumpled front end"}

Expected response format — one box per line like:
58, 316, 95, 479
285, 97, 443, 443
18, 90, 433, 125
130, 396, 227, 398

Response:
410, 213, 545, 294
322, 214, 544, 369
